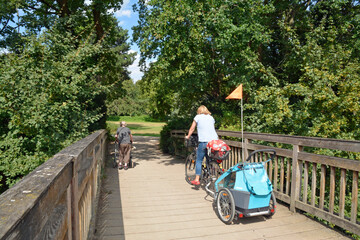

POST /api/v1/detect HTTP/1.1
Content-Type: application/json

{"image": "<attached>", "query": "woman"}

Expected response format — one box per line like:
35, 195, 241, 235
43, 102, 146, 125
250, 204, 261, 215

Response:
185, 105, 218, 185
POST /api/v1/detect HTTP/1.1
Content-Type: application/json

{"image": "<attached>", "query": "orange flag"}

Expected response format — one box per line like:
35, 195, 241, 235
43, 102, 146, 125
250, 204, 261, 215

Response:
226, 84, 243, 99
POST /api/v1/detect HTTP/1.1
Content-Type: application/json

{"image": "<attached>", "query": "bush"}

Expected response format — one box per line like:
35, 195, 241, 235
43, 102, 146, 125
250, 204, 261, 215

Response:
159, 115, 192, 154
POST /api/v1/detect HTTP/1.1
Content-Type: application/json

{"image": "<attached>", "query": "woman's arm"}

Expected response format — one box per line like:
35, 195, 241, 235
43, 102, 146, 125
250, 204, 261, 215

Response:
186, 120, 196, 139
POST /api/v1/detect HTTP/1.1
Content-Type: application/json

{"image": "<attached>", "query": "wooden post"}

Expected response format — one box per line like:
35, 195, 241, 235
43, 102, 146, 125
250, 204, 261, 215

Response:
339, 169, 346, 218
290, 145, 302, 212
351, 171, 359, 223
303, 162, 309, 204
329, 166, 335, 214
67, 186, 73, 240
244, 138, 250, 161
71, 167, 80, 240
280, 157, 284, 193
286, 159, 291, 195
274, 156, 278, 192
319, 164, 326, 210
311, 162, 317, 206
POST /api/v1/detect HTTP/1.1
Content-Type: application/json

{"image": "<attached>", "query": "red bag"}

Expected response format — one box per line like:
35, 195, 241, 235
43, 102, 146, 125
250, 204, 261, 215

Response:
207, 140, 231, 161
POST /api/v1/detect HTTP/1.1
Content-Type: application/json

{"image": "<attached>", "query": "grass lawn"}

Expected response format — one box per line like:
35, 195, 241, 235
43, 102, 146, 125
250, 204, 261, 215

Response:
107, 115, 166, 137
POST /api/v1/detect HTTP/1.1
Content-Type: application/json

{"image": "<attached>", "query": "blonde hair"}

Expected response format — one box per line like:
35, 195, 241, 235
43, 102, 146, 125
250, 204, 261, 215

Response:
197, 105, 211, 115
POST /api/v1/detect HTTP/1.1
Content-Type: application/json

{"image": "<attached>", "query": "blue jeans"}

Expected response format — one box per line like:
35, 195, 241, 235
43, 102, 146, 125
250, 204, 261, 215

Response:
196, 142, 209, 176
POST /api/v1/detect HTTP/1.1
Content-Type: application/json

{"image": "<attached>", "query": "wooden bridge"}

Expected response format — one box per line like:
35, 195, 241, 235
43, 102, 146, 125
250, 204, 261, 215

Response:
0, 130, 359, 239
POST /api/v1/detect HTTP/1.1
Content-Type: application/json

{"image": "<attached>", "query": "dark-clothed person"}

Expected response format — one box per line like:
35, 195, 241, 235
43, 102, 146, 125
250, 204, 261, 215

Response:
115, 121, 133, 170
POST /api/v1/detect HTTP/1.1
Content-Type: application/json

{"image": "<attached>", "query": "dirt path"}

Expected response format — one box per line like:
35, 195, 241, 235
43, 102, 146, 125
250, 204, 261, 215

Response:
93, 136, 349, 240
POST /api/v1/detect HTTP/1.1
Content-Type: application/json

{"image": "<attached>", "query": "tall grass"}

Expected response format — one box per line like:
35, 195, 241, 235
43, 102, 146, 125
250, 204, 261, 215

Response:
107, 115, 161, 122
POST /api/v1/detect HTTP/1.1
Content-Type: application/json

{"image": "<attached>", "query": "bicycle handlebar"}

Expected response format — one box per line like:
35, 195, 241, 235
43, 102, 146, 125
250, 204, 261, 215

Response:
184, 135, 198, 148
244, 149, 276, 163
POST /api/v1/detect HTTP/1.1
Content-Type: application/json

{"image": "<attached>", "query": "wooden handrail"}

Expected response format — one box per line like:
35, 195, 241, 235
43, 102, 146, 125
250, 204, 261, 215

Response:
0, 130, 107, 240
171, 129, 360, 235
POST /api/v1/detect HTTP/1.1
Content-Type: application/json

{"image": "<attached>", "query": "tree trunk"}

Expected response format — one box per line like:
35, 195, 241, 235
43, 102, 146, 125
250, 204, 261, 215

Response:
92, 6, 104, 42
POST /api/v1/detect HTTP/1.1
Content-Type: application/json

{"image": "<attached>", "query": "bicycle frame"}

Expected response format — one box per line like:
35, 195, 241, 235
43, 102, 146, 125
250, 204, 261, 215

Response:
185, 137, 225, 197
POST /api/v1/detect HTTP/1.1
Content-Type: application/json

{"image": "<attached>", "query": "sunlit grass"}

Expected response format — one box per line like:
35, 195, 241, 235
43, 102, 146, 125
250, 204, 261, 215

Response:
106, 115, 166, 137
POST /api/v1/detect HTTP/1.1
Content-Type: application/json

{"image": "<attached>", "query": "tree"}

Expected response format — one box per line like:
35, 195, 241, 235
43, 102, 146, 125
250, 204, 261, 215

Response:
0, 0, 135, 89
133, 0, 282, 121
133, 0, 360, 141
0, 26, 108, 191
252, 0, 360, 140
0, 0, 135, 191
107, 79, 150, 116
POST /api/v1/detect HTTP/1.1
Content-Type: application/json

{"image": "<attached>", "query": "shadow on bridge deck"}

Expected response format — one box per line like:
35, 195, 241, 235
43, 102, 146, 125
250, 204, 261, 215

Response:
93, 136, 350, 240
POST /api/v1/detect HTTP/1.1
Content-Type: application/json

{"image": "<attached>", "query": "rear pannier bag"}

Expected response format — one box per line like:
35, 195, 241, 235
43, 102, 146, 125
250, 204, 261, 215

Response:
207, 139, 231, 161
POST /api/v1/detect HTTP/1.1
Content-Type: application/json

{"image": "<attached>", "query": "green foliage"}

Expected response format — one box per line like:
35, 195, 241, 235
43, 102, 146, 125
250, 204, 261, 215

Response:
133, 0, 275, 119
0, 0, 126, 49
159, 114, 193, 154
252, 8, 360, 140
106, 79, 149, 116
0, 0, 134, 192
0, 25, 107, 192
134, 0, 360, 142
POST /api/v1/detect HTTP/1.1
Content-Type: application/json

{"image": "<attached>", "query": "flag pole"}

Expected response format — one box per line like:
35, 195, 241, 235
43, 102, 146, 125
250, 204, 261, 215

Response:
225, 84, 244, 161
241, 97, 244, 162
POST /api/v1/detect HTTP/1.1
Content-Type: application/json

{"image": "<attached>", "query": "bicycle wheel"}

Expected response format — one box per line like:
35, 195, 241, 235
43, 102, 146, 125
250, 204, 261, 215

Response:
206, 161, 222, 193
113, 143, 118, 168
216, 188, 235, 224
185, 153, 196, 184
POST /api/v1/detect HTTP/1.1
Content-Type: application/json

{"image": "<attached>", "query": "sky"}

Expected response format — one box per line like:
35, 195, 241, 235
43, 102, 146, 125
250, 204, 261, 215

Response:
112, 0, 143, 82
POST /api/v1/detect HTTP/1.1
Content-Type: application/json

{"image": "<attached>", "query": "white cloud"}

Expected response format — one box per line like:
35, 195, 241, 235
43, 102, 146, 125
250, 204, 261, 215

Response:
114, 9, 132, 18
0, 48, 9, 54
110, 0, 132, 18
122, 0, 131, 8
128, 50, 143, 82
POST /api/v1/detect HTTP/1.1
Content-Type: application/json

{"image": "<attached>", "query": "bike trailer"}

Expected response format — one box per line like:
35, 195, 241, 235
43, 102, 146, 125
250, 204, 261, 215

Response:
229, 162, 272, 215
215, 149, 277, 223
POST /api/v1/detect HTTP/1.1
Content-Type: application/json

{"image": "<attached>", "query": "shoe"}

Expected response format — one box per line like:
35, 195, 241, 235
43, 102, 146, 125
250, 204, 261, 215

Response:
118, 165, 123, 170
124, 165, 128, 170
191, 180, 200, 185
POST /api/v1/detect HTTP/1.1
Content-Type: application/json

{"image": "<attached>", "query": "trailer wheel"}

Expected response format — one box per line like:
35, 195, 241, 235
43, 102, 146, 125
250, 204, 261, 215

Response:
266, 192, 277, 218
216, 188, 235, 224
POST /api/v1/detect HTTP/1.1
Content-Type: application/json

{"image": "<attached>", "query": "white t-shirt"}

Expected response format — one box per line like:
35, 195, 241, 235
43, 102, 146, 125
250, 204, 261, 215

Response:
194, 114, 218, 142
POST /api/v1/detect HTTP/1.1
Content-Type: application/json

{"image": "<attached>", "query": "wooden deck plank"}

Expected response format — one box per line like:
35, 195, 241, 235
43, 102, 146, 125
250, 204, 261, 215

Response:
94, 136, 350, 240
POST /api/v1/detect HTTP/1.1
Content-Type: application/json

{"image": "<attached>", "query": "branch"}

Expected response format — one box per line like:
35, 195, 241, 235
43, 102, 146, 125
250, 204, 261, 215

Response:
56, 0, 71, 17
25, 4, 57, 16
0, 18, 10, 34
38, 0, 59, 12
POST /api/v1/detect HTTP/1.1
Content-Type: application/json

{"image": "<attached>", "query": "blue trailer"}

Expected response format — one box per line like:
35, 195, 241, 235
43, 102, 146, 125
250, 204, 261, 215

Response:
214, 149, 277, 224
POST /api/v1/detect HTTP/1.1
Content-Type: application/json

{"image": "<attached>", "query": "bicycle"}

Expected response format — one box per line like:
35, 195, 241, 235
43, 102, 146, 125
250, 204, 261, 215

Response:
184, 136, 230, 197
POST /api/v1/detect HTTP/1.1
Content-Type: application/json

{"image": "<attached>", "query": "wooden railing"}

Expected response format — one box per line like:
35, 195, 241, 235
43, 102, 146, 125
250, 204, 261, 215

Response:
0, 130, 107, 240
171, 130, 360, 235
